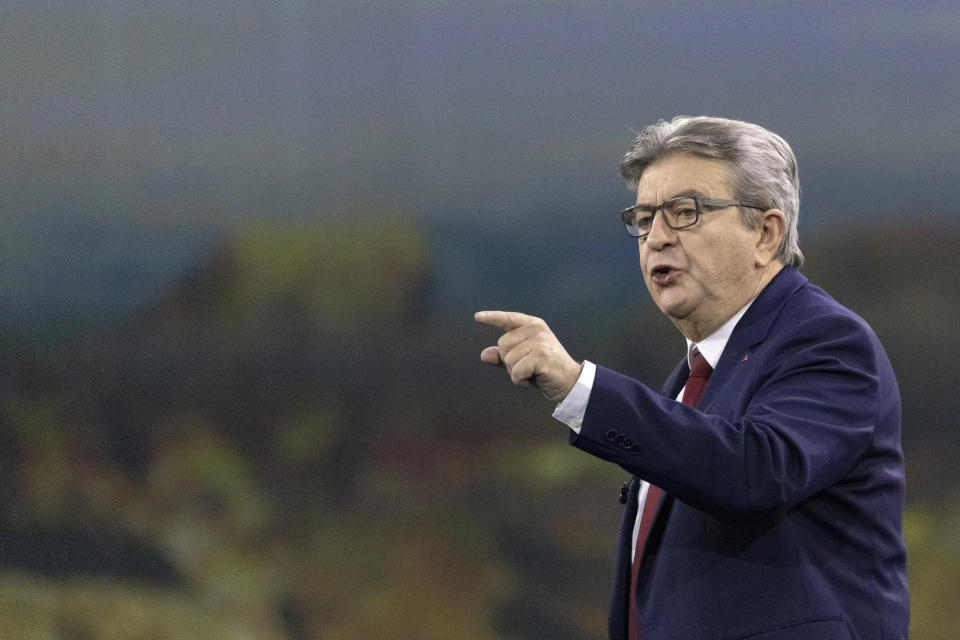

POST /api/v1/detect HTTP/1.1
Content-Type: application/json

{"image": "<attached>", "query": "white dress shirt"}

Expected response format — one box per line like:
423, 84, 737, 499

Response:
553, 300, 754, 560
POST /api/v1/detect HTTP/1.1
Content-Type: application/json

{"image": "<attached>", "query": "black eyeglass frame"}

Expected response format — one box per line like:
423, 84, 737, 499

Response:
620, 196, 767, 238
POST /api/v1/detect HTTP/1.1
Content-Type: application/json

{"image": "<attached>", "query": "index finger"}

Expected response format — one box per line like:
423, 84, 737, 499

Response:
474, 310, 536, 331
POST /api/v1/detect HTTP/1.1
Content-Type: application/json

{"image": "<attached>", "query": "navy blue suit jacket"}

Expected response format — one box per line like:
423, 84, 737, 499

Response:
570, 267, 909, 640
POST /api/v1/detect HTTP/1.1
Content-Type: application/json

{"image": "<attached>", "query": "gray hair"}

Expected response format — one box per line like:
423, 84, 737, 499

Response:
620, 116, 803, 267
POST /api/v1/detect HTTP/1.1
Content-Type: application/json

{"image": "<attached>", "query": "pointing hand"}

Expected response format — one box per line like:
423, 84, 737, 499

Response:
475, 310, 583, 403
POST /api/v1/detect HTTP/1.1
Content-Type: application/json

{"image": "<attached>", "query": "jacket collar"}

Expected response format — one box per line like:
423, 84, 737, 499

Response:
659, 266, 808, 403
723, 266, 807, 354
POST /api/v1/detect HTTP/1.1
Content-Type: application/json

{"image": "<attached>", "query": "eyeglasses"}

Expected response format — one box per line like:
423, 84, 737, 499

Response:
620, 196, 766, 238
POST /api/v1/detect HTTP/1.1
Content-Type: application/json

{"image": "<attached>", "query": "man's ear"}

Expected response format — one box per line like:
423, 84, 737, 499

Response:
755, 209, 786, 267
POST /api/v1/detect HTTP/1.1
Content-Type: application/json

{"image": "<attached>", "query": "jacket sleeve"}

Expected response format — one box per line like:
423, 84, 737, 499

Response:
569, 312, 886, 516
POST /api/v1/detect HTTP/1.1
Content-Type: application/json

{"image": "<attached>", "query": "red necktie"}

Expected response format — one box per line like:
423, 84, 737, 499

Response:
628, 350, 712, 640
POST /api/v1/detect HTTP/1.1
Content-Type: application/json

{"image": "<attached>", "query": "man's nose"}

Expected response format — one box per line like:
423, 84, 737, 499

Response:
642, 210, 677, 251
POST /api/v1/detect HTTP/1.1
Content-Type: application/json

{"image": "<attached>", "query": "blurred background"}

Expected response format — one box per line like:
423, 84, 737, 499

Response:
2, 0, 958, 638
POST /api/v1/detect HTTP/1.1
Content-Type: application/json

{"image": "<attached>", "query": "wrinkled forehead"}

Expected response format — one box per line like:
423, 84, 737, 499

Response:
634, 153, 734, 205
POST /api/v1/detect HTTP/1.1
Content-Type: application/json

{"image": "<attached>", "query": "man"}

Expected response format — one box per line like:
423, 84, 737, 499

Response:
476, 116, 909, 639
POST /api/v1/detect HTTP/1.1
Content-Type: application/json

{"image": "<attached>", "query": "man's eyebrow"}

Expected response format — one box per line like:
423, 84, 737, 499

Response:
667, 189, 707, 200
636, 189, 707, 206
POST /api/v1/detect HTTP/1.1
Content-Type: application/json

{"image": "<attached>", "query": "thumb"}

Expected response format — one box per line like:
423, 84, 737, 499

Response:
480, 346, 503, 366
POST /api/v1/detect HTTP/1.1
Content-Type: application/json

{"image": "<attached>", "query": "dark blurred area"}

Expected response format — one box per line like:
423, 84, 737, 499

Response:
3, 1, 959, 638
1, 217, 958, 638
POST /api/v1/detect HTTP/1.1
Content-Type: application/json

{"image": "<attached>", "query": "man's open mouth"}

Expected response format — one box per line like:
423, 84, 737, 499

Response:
650, 265, 679, 285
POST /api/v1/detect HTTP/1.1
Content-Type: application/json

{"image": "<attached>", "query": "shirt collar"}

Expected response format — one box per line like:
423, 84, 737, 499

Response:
686, 299, 755, 369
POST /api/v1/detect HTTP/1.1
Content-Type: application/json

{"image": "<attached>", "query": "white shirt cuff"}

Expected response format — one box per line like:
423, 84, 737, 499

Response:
552, 360, 596, 433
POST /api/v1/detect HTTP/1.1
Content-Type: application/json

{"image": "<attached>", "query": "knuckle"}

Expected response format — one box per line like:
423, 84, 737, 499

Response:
510, 363, 529, 384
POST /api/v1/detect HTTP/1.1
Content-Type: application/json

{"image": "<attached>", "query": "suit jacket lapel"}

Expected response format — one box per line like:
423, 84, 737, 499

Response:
697, 267, 808, 412
660, 358, 689, 400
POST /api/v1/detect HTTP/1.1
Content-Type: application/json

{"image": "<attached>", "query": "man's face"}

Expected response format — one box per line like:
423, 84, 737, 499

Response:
634, 153, 765, 340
